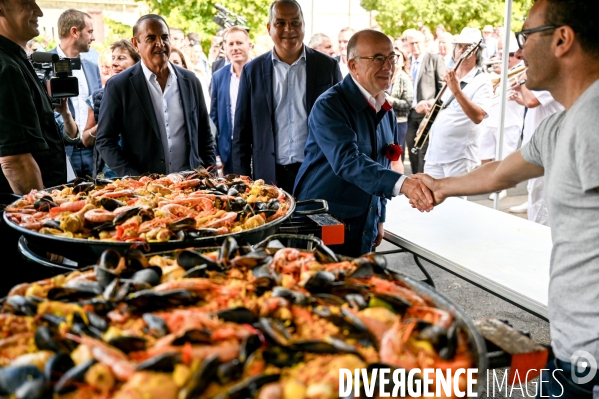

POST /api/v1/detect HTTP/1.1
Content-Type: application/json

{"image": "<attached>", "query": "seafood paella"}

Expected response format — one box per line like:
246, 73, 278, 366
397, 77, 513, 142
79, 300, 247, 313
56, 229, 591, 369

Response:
4, 171, 290, 243
0, 237, 477, 398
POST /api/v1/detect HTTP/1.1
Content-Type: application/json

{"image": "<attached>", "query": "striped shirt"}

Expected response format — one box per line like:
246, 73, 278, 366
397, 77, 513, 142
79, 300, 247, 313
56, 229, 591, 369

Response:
272, 46, 308, 165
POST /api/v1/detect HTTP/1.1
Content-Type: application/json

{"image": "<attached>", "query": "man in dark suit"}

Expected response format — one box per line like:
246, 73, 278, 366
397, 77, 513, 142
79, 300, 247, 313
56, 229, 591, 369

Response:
96, 14, 215, 177
294, 30, 433, 257
404, 30, 446, 173
210, 26, 252, 175
232, 0, 342, 193
50, 9, 101, 178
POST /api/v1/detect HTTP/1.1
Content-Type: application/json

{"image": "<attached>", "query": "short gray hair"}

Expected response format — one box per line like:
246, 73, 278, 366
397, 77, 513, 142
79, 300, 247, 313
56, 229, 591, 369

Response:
308, 33, 329, 49
268, 0, 304, 25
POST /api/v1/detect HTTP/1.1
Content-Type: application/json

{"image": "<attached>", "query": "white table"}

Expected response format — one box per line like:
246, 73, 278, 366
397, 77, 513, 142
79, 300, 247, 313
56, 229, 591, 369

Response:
383, 196, 552, 320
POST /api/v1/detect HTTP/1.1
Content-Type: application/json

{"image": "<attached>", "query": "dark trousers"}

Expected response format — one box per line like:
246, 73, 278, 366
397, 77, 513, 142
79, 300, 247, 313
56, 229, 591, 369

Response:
406, 109, 428, 174
537, 358, 599, 399
275, 162, 302, 194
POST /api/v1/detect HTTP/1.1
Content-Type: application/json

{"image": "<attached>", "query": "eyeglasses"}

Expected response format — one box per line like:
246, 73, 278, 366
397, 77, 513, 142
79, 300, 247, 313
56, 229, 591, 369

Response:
353, 53, 399, 67
515, 25, 561, 49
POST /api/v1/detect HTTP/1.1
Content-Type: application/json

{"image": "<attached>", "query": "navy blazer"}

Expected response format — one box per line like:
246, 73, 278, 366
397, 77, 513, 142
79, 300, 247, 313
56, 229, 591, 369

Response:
231, 47, 342, 185
210, 65, 233, 173
293, 75, 402, 255
48, 48, 102, 121
96, 62, 216, 177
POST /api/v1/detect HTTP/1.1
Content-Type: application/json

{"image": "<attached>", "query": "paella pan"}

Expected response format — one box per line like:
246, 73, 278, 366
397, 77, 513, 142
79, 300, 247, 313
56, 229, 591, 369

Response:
3, 171, 326, 262
0, 234, 487, 398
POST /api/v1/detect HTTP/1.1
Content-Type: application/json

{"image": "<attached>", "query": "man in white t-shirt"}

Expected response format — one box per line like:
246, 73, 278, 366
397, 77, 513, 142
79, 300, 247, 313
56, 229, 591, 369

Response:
508, 81, 564, 224
424, 28, 491, 179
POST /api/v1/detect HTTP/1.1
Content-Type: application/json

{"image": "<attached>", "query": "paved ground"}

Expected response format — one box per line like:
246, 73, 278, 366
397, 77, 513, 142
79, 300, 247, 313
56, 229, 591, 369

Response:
380, 161, 550, 398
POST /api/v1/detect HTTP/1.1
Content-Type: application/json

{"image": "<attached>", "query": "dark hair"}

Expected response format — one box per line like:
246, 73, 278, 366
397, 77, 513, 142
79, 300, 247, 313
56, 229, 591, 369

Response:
539, 0, 599, 56
395, 47, 409, 74
133, 14, 169, 38
110, 39, 141, 63
268, 0, 304, 25
58, 9, 92, 39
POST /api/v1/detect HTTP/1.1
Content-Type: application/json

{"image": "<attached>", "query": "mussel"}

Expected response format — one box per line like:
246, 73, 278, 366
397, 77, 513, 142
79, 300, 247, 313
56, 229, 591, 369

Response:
33, 196, 57, 212
53, 359, 96, 394
218, 237, 239, 265
136, 352, 181, 372
99, 197, 125, 211
216, 307, 256, 324
303, 271, 336, 293
0, 365, 43, 395
44, 353, 74, 383
107, 336, 147, 353
142, 313, 169, 338
131, 267, 162, 287
179, 354, 220, 399
167, 217, 196, 232
176, 249, 221, 271
14, 379, 52, 399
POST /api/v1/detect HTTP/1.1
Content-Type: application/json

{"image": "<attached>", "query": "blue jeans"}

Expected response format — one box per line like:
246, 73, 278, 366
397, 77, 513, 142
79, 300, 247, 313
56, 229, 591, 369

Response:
537, 358, 599, 399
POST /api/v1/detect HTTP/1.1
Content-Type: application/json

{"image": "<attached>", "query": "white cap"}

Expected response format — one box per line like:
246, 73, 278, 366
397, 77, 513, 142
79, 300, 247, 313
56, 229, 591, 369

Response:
453, 27, 482, 44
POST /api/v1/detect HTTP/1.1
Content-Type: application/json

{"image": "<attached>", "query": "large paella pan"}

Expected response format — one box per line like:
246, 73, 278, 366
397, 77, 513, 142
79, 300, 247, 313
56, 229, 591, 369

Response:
0, 234, 487, 398
3, 171, 326, 263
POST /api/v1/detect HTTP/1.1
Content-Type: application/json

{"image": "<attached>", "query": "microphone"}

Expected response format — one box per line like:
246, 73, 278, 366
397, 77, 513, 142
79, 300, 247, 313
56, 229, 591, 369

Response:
30, 52, 59, 63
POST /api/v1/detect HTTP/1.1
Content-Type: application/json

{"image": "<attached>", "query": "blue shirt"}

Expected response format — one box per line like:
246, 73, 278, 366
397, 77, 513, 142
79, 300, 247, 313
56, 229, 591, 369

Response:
272, 46, 308, 165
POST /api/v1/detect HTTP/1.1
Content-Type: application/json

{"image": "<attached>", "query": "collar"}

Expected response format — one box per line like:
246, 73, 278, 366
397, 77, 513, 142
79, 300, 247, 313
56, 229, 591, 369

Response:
141, 60, 176, 83
458, 65, 480, 83
271, 45, 306, 66
55, 44, 67, 58
350, 75, 391, 112
411, 51, 427, 63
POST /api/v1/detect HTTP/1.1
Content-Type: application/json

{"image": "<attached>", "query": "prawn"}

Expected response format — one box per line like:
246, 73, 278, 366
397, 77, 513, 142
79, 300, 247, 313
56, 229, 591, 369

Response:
84, 209, 115, 223
67, 334, 136, 381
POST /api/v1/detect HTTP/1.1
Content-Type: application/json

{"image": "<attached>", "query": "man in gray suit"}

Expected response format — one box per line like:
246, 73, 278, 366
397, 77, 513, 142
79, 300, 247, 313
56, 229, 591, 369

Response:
405, 30, 446, 173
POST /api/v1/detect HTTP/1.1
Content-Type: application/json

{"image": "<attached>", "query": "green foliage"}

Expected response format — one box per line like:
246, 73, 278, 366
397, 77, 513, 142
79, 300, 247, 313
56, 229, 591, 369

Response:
142, 0, 271, 53
104, 17, 133, 46
360, 0, 534, 37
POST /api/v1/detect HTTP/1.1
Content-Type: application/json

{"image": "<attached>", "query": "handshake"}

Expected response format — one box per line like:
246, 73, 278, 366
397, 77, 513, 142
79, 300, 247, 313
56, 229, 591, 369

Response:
400, 174, 447, 212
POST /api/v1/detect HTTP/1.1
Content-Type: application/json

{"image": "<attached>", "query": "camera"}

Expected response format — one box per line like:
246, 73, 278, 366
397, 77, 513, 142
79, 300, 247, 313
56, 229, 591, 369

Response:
29, 51, 80, 106
213, 3, 248, 30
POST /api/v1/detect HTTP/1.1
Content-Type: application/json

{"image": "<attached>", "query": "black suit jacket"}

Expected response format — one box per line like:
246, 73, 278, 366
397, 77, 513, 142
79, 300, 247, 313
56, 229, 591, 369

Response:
96, 62, 215, 177
412, 52, 446, 105
231, 47, 342, 184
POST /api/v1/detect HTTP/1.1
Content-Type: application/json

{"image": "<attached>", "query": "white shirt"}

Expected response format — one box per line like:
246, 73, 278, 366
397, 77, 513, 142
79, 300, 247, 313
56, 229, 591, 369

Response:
350, 76, 407, 196
229, 64, 240, 139
140, 61, 189, 173
339, 60, 349, 77
272, 46, 308, 165
56, 45, 89, 134
425, 67, 492, 164
522, 90, 564, 144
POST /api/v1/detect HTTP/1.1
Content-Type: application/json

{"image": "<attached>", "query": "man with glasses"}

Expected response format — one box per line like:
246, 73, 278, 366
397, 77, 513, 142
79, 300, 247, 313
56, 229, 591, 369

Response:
411, 1, 599, 396
294, 30, 434, 257
404, 29, 446, 174
423, 27, 492, 180
232, 0, 341, 193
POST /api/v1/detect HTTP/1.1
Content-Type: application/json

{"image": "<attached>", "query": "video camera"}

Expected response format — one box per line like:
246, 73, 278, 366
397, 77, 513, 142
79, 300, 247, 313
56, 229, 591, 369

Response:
213, 3, 248, 30
29, 51, 80, 106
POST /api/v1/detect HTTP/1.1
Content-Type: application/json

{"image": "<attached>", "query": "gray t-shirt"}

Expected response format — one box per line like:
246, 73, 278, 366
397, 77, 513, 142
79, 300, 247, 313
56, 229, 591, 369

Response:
521, 79, 599, 363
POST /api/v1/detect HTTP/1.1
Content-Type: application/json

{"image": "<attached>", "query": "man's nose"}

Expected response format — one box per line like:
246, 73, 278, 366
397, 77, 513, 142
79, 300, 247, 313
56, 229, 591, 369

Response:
33, 1, 43, 16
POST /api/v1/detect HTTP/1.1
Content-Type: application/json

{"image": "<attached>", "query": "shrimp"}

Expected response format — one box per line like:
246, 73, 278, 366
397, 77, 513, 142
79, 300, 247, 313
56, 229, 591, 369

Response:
84, 209, 115, 223
159, 203, 197, 219
205, 211, 237, 228
153, 278, 215, 294
67, 334, 136, 381
49, 200, 87, 216
172, 179, 201, 189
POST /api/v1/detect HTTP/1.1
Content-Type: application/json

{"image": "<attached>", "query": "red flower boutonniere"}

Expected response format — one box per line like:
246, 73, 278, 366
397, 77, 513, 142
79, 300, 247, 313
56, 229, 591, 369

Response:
384, 143, 402, 161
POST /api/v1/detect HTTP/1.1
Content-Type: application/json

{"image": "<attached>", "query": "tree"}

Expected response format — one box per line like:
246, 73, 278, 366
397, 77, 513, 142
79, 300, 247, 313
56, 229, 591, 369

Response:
360, 0, 533, 37
143, 0, 272, 52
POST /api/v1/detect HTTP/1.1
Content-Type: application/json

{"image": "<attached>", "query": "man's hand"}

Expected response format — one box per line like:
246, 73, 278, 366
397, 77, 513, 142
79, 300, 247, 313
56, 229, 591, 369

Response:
411, 173, 446, 206
414, 100, 432, 114
400, 177, 434, 212
444, 68, 460, 95
54, 98, 68, 115
373, 222, 384, 248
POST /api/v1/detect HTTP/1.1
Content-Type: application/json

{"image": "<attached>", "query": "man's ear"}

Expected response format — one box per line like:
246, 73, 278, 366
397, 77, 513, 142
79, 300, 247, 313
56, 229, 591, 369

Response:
70, 26, 78, 39
553, 26, 576, 58
131, 36, 139, 51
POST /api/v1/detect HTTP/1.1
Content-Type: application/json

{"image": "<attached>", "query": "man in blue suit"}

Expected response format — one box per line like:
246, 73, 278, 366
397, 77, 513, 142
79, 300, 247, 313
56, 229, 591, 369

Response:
96, 14, 215, 177
232, 0, 342, 193
294, 30, 434, 257
210, 26, 252, 175
50, 9, 101, 177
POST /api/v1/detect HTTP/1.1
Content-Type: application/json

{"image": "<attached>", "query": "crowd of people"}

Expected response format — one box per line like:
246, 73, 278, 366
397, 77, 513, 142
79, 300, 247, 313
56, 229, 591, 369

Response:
1, 0, 599, 397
